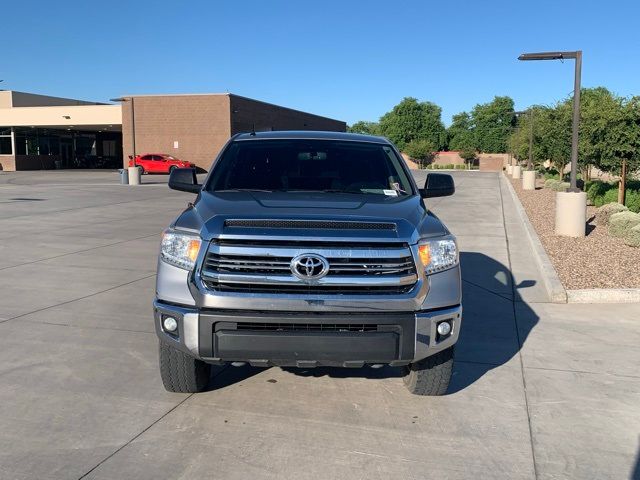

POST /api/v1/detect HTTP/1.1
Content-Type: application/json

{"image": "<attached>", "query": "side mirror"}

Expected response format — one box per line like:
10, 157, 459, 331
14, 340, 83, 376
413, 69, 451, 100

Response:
168, 168, 201, 193
420, 173, 455, 198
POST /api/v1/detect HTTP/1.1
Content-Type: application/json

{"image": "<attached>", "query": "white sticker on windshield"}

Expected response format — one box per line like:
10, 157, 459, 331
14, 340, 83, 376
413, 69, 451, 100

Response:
383, 189, 398, 197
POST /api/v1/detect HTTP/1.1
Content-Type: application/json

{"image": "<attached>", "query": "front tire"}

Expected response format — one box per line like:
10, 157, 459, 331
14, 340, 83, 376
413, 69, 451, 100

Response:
403, 346, 454, 396
159, 342, 211, 393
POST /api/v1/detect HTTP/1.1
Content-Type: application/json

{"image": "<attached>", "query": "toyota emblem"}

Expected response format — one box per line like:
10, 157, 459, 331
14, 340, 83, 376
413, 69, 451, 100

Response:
290, 254, 330, 280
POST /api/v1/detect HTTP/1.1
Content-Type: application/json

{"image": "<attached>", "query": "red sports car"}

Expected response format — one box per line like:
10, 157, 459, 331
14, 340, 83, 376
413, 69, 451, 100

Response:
128, 154, 195, 174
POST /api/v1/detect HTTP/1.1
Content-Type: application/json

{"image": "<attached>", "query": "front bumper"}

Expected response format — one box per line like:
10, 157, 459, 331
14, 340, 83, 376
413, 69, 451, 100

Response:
154, 300, 461, 366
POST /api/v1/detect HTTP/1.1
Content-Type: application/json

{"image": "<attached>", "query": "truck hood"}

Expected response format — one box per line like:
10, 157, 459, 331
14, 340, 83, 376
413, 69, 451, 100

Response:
173, 191, 450, 244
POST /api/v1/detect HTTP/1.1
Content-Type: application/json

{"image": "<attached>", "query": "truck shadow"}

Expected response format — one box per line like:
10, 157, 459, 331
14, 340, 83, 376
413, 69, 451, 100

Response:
209, 251, 540, 394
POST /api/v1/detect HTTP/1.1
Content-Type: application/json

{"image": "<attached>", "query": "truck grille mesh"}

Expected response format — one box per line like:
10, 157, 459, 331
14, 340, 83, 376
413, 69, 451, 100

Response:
201, 240, 418, 295
205, 253, 416, 276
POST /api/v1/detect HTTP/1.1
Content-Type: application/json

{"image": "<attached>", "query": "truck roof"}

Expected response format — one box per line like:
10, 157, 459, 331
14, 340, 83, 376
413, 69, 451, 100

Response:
233, 130, 390, 144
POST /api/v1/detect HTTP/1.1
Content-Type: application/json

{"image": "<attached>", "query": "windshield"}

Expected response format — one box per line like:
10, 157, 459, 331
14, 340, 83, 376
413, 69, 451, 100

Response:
207, 139, 414, 196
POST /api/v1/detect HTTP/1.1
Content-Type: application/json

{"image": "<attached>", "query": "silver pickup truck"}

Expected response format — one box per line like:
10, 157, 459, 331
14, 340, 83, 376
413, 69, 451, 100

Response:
154, 131, 461, 395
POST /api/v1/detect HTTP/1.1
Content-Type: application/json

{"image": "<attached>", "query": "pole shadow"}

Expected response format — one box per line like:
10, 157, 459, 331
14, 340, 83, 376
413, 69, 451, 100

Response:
203, 251, 540, 394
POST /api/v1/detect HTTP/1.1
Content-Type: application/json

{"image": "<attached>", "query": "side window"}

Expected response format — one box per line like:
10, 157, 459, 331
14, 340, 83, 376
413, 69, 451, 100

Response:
152, 155, 163, 161
141, 155, 153, 161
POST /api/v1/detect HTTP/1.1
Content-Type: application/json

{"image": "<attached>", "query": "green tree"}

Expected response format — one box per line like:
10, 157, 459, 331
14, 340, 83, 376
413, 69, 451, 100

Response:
378, 97, 447, 151
404, 138, 437, 168
471, 96, 515, 153
348, 121, 380, 135
447, 112, 474, 150
585, 93, 640, 202
459, 148, 477, 169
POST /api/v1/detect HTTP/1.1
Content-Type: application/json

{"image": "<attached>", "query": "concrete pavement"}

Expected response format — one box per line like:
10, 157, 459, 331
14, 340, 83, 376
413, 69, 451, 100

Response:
0, 170, 638, 480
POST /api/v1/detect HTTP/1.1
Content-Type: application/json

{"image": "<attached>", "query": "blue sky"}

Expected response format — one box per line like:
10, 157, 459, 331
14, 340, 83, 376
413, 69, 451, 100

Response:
2, 0, 639, 125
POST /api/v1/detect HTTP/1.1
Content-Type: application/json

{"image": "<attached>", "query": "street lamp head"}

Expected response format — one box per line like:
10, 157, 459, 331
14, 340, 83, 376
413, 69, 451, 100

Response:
518, 51, 580, 61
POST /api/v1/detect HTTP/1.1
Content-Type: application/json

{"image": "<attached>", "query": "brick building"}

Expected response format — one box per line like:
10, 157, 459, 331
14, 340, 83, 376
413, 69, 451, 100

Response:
0, 91, 346, 171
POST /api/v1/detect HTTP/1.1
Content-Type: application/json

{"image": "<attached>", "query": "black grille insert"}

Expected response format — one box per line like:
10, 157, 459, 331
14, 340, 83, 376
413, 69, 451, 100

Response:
224, 219, 396, 230
236, 322, 378, 332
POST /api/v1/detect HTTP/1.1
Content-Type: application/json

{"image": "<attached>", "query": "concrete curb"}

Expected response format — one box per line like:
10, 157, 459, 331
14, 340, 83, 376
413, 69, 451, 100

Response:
501, 173, 568, 303
566, 289, 640, 304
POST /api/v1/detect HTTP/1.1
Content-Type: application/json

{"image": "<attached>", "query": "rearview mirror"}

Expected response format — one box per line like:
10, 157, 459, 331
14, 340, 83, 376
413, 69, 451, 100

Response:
168, 168, 201, 193
420, 173, 455, 198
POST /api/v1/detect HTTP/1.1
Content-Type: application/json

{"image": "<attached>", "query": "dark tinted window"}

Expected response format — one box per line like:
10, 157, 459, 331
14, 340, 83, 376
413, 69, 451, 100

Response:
207, 139, 413, 195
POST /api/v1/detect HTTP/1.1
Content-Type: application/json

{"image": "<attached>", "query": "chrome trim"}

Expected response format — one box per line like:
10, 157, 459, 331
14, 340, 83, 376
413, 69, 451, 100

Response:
201, 271, 417, 287
208, 244, 411, 259
290, 253, 330, 280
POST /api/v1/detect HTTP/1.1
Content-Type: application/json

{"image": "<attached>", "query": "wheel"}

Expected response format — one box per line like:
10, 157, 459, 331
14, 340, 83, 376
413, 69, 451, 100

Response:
159, 341, 211, 393
403, 346, 455, 396
138, 165, 146, 175
169, 165, 177, 174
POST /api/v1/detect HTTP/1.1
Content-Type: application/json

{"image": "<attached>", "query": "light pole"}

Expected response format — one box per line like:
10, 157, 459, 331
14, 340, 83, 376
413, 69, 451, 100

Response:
518, 51, 586, 236
110, 96, 140, 185
518, 51, 581, 191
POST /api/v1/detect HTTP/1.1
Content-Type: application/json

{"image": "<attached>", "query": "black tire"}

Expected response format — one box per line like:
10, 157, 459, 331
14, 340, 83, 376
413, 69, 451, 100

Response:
169, 165, 177, 174
403, 346, 455, 396
159, 341, 211, 393
138, 165, 146, 175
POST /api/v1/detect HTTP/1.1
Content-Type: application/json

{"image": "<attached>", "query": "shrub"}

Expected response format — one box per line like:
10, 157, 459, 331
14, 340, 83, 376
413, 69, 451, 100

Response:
595, 203, 628, 226
624, 190, 640, 213
609, 211, 640, 237
624, 224, 640, 247
544, 179, 560, 188
551, 182, 570, 192
586, 180, 611, 206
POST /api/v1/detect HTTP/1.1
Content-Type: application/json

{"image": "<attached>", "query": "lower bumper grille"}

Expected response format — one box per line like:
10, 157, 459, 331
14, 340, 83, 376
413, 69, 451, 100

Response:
236, 322, 378, 332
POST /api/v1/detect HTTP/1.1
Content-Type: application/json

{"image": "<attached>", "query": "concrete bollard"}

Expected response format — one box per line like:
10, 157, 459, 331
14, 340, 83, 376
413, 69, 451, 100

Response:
522, 170, 536, 190
128, 166, 141, 185
555, 191, 587, 237
512, 165, 521, 179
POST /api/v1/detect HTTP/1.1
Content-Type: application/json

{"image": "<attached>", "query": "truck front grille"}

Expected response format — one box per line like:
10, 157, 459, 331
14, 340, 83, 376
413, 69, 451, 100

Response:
200, 240, 418, 296
205, 253, 415, 276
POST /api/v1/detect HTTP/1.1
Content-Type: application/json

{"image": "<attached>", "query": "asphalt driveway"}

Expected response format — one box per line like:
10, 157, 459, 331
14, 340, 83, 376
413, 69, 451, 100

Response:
0, 170, 638, 480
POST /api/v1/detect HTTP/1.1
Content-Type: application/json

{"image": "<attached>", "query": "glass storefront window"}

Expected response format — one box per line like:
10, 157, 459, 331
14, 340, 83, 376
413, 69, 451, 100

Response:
0, 136, 11, 155
0, 128, 12, 155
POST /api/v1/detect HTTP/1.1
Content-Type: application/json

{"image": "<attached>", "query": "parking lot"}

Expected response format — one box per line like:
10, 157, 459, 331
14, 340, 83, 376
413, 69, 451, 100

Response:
1, 170, 639, 480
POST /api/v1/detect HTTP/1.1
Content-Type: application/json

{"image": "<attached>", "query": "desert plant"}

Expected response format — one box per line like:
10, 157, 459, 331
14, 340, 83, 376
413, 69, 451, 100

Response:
551, 182, 570, 192
608, 211, 640, 237
544, 178, 560, 188
624, 223, 640, 247
594, 202, 629, 226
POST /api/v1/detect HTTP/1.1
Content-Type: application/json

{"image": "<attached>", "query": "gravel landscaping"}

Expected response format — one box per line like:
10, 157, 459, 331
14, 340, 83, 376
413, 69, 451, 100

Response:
509, 176, 640, 289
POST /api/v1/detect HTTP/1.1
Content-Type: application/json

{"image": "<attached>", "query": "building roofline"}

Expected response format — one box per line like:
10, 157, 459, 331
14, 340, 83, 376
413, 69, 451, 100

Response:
114, 92, 345, 124
228, 94, 346, 125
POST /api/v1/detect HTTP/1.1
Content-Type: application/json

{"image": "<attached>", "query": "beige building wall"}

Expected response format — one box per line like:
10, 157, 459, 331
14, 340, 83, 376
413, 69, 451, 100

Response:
478, 153, 509, 172
121, 95, 232, 172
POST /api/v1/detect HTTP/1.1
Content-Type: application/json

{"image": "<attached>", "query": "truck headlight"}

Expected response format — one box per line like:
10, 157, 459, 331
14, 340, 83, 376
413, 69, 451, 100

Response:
417, 237, 458, 275
160, 230, 201, 270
